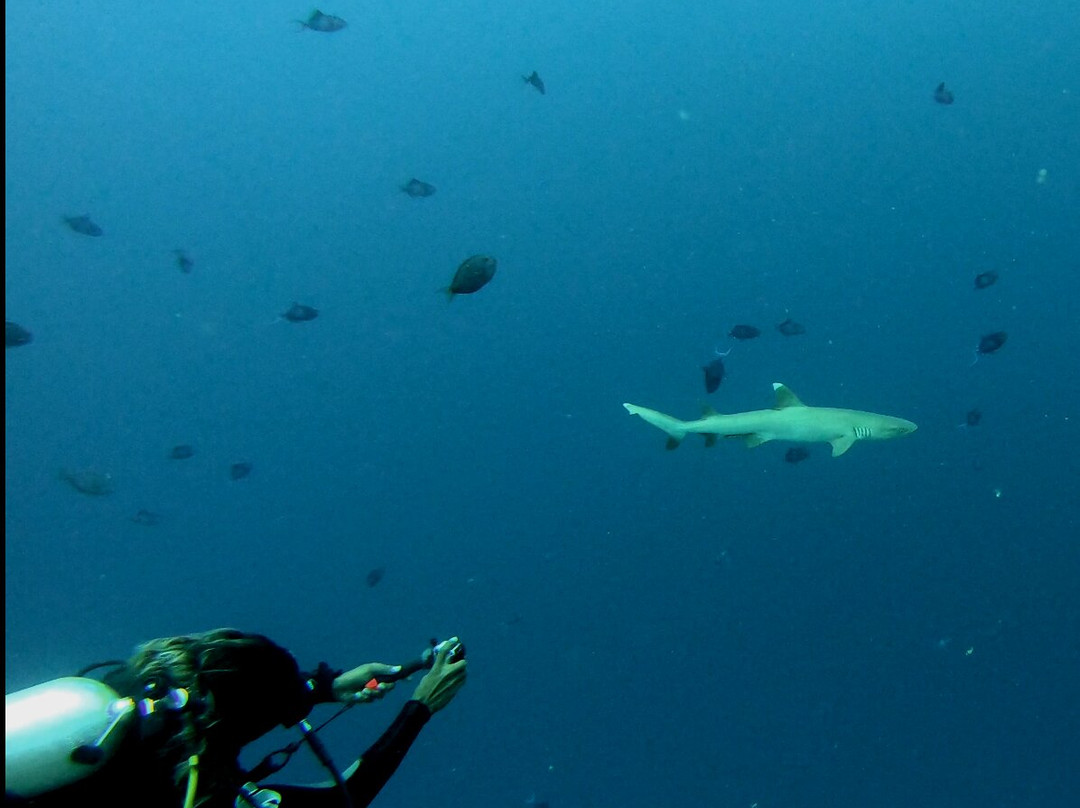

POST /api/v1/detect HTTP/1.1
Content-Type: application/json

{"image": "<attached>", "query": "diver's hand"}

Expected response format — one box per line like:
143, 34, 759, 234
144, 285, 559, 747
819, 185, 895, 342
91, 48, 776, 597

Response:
411, 637, 467, 714
332, 663, 401, 704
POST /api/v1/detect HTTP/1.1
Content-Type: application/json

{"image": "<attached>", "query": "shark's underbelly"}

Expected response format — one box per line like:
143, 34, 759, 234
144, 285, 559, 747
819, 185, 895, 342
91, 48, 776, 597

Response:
691, 410, 849, 443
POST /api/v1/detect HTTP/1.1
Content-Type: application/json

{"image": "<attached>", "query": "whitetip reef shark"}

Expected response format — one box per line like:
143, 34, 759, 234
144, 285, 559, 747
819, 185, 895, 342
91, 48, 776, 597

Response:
624, 383, 917, 457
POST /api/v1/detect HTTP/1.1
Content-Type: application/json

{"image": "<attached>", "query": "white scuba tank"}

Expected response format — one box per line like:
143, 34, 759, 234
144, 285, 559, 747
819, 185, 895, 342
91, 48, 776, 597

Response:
5, 676, 135, 798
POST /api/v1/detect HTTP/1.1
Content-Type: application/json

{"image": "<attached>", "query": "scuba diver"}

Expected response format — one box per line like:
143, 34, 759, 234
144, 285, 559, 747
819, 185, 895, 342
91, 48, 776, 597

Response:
5, 628, 468, 807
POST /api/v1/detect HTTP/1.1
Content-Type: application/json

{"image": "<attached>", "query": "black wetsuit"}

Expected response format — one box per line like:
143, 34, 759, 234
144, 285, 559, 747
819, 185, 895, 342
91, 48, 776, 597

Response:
6, 633, 431, 808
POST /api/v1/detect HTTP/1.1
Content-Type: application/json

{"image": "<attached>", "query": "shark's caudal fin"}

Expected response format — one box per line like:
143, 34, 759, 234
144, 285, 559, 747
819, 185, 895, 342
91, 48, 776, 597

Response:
622, 403, 688, 450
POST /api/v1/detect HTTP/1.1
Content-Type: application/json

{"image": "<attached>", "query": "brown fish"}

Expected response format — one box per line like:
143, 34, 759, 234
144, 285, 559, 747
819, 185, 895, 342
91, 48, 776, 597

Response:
446, 255, 497, 299
296, 10, 347, 32
523, 71, 545, 95
59, 469, 114, 496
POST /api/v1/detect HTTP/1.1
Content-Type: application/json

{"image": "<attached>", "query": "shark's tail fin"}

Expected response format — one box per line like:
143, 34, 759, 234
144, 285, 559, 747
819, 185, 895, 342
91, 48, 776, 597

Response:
623, 403, 689, 449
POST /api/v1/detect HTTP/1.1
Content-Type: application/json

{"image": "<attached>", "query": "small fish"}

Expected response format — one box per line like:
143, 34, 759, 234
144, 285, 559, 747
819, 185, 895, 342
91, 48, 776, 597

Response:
976, 331, 1007, 355
130, 509, 162, 526
63, 215, 103, 237
934, 82, 954, 105
963, 408, 982, 427
282, 303, 319, 322
229, 462, 253, 481
776, 318, 806, 336
174, 249, 194, 274
59, 469, 114, 496
170, 444, 195, 460
702, 357, 726, 394
366, 567, 385, 588
970, 331, 1007, 365
6, 321, 33, 348
973, 270, 998, 290
446, 255, 497, 298
296, 10, 347, 32
401, 178, 437, 198
784, 447, 810, 464
523, 71, 545, 95
729, 324, 760, 340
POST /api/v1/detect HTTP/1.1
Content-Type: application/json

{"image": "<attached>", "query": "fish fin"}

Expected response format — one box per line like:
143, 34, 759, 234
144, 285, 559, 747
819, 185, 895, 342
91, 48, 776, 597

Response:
772, 383, 806, 409
703, 433, 717, 448
624, 402, 687, 448
744, 434, 768, 448
665, 437, 681, 451
701, 404, 719, 417
830, 434, 856, 456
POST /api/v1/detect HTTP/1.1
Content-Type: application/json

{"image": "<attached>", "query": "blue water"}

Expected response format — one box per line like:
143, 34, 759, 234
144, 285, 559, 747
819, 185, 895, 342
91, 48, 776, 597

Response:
6, 2, 1079, 806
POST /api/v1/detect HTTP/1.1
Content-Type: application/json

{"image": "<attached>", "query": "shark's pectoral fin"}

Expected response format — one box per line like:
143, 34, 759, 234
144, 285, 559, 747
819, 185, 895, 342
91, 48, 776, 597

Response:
830, 433, 856, 456
744, 434, 768, 448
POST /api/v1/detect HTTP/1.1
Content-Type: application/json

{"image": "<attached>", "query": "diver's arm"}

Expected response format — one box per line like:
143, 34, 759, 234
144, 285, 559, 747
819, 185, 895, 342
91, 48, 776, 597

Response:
266, 641, 466, 807
263, 700, 431, 807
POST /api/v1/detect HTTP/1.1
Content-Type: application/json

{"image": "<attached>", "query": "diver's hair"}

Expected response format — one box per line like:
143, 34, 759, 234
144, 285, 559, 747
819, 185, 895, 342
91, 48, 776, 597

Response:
126, 628, 262, 801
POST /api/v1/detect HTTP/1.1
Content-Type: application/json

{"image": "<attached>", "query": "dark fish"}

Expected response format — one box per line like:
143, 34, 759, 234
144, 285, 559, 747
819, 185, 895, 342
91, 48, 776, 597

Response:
170, 444, 195, 460
446, 255, 497, 298
976, 331, 1007, 355
964, 408, 982, 427
59, 469, 114, 496
366, 567, 385, 588
401, 178, 437, 198
973, 270, 998, 289
296, 10, 347, 32
702, 357, 725, 394
130, 509, 162, 526
933, 82, 954, 105
174, 249, 194, 274
6, 321, 33, 348
729, 324, 760, 340
523, 71, 545, 95
776, 318, 806, 336
230, 462, 253, 481
63, 215, 103, 237
784, 447, 810, 464
282, 303, 319, 322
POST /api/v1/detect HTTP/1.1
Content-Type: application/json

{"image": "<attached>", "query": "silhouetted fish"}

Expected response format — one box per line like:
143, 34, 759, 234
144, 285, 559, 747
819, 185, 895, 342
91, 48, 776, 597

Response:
401, 178, 437, 198
702, 357, 725, 393
6, 321, 33, 348
974, 270, 998, 289
282, 303, 319, 322
366, 567, 385, 588
59, 469, 114, 496
523, 71, 545, 95
446, 255, 497, 298
934, 82, 954, 105
230, 462, 253, 481
776, 318, 806, 336
729, 324, 760, 340
296, 10, 347, 31
130, 509, 162, 526
976, 331, 1007, 355
170, 444, 195, 460
174, 249, 194, 274
964, 408, 982, 427
784, 447, 810, 464
63, 215, 103, 237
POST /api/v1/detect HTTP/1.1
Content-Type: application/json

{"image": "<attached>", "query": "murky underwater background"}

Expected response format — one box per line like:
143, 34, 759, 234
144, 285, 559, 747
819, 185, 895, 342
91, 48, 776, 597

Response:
6, 2, 1079, 806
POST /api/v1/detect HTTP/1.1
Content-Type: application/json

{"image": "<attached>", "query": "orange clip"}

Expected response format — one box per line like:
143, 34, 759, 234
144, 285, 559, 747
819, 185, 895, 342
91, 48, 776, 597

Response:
364, 678, 380, 690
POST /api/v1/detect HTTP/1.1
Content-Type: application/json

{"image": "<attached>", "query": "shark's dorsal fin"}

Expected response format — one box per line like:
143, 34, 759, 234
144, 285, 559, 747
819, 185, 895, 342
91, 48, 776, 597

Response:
772, 383, 806, 409
701, 404, 719, 417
